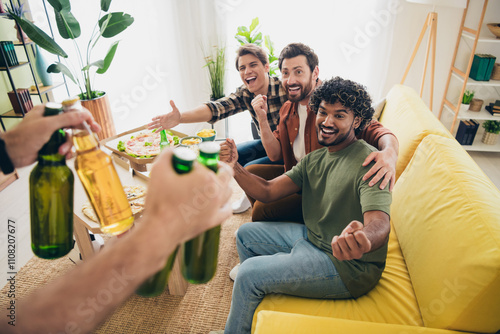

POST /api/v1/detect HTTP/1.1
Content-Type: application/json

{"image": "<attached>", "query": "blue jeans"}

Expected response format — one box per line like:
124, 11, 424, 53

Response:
237, 139, 283, 167
224, 222, 351, 334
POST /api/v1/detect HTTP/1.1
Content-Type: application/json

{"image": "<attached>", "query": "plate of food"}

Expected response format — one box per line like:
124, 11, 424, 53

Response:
101, 126, 186, 170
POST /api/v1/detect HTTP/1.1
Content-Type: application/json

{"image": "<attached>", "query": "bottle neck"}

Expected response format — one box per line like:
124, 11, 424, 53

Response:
73, 131, 100, 153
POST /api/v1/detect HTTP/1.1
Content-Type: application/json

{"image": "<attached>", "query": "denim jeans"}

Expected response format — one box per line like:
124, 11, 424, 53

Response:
224, 222, 351, 334
237, 139, 283, 167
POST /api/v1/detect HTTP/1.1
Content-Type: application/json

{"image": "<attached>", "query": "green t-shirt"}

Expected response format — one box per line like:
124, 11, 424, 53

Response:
285, 140, 392, 298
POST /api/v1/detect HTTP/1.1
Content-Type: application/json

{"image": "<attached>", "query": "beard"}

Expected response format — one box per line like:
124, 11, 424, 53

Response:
284, 76, 314, 103
316, 122, 355, 147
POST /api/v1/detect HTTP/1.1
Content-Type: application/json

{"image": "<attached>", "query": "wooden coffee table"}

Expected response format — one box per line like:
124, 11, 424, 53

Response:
70, 155, 188, 296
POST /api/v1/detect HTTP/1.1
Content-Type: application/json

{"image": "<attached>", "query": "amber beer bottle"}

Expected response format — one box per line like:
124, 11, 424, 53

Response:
136, 147, 197, 297
62, 97, 133, 235
30, 103, 74, 259
181, 142, 221, 284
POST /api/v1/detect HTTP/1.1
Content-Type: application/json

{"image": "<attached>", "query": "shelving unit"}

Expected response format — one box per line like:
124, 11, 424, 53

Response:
0, 0, 69, 131
438, 0, 500, 153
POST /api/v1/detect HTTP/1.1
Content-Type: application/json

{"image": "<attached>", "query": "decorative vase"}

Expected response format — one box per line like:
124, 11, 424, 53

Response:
0, 1, 5, 14
80, 92, 116, 141
481, 131, 499, 145
34, 45, 53, 86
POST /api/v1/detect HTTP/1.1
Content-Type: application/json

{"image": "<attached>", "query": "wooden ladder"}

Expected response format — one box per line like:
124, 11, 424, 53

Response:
437, 0, 489, 133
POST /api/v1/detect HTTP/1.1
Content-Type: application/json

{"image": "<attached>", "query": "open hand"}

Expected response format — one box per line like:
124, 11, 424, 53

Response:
331, 221, 371, 261
148, 100, 181, 131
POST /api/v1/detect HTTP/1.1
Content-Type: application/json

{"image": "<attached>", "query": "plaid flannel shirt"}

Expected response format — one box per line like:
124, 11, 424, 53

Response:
205, 76, 287, 133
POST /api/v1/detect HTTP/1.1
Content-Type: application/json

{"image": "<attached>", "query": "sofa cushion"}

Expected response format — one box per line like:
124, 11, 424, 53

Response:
391, 135, 500, 333
252, 223, 422, 333
254, 311, 466, 334
378, 85, 453, 180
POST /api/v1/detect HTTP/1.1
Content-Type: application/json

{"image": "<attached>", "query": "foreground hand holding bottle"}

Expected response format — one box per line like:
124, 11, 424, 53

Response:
136, 147, 197, 297
30, 103, 74, 259
180, 141, 221, 284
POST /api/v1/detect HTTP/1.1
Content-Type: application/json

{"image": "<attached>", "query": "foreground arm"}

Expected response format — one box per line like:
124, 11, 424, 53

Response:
148, 100, 213, 131
362, 133, 399, 191
223, 138, 299, 202
2, 104, 101, 169
251, 95, 282, 161
3, 151, 233, 334
331, 210, 390, 261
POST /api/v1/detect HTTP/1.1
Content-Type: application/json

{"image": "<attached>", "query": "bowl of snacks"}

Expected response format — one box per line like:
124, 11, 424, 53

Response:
196, 128, 216, 141
180, 136, 203, 147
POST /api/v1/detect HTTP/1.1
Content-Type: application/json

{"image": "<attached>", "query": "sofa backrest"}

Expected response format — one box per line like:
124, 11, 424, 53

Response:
391, 134, 500, 333
379, 85, 453, 180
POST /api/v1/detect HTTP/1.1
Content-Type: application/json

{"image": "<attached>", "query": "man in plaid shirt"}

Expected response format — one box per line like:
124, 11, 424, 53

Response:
148, 44, 287, 168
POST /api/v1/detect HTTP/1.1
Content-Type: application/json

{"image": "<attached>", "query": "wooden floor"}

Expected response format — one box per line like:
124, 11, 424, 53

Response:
0, 151, 499, 274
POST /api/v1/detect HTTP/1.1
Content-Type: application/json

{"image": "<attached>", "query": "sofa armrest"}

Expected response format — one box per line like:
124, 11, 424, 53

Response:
253, 311, 469, 334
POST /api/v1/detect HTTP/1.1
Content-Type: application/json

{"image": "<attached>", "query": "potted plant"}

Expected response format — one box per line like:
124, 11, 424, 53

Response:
482, 120, 500, 145
462, 90, 475, 104
235, 17, 279, 76
7, 0, 133, 140
203, 44, 226, 101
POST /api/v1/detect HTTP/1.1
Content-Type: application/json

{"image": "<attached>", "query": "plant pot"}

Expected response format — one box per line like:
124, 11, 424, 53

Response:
34, 45, 53, 86
81, 93, 116, 141
481, 131, 499, 145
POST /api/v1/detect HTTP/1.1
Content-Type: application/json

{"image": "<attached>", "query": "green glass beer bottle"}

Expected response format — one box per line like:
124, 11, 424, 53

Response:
136, 147, 197, 297
160, 129, 170, 151
181, 142, 221, 284
30, 103, 74, 259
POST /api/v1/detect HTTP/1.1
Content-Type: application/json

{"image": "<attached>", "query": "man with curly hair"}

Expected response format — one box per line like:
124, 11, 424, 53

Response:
217, 77, 392, 334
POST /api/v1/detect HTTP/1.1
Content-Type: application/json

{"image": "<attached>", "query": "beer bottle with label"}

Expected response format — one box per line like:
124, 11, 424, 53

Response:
30, 103, 74, 259
136, 147, 197, 297
181, 142, 221, 284
62, 97, 133, 235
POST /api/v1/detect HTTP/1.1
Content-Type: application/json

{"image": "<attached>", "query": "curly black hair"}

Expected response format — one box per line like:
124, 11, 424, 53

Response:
309, 77, 374, 135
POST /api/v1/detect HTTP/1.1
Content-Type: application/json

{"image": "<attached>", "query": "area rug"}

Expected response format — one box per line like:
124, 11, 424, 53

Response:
0, 180, 250, 334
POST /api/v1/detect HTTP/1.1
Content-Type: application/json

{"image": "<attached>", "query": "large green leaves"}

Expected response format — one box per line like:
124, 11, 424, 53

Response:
7, 13, 67, 58
55, 10, 81, 39
99, 13, 134, 38
81, 41, 119, 74
47, 0, 70, 12
101, 0, 112, 12
96, 41, 119, 74
47, 62, 76, 84
47, 0, 81, 39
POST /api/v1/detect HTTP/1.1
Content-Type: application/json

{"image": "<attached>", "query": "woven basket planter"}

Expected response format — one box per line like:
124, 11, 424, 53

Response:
481, 131, 499, 145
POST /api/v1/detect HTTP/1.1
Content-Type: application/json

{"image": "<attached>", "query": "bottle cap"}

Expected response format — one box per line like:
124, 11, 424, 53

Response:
44, 102, 63, 116
62, 96, 82, 111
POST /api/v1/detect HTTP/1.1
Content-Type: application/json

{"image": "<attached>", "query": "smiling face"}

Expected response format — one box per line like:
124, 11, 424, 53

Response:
316, 101, 361, 152
281, 55, 318, 104
238, 54, 270, 95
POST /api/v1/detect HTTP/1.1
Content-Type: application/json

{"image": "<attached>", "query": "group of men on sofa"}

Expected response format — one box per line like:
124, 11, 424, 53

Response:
149, 43, 400, 333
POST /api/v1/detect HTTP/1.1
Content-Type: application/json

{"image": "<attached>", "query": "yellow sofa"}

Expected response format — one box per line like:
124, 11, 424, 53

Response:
252, 85, 500, 334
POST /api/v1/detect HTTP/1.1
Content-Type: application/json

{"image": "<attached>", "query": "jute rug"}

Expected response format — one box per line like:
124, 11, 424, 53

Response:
0, 180, 250, 334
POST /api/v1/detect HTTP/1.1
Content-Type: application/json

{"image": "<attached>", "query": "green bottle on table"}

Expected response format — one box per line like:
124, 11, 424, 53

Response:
136, 147, 197, 297
181, 142, 221, 284
30, 102, 74, 259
